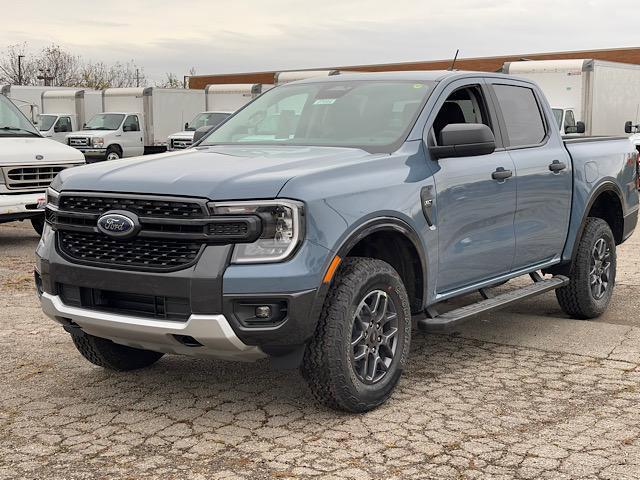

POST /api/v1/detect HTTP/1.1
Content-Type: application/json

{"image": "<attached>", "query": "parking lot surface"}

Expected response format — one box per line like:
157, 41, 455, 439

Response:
1, 221, 639, 479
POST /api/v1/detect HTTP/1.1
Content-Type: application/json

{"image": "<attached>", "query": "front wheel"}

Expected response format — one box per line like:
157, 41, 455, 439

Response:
71, 332, 164, 371
556, 217, 616, 319
105, 147, 122, 161
301, 258, 411, 412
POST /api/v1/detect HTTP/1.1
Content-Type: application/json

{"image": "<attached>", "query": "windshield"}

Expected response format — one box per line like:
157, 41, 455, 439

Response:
0, 94, 40, 137
84, 113, 125, 130
38, 115, 57, 132
552, 109, 563, 129
200, 80, 434, 152
188, 112, 231, 131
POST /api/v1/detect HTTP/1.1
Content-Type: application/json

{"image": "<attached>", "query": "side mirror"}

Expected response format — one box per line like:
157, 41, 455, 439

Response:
429, 123, 496, 159
625, 121, 633, 134
184, 122, 189, 130
53, 126, 61, 133
193, 125, 214, 145
576, 121, 585, 134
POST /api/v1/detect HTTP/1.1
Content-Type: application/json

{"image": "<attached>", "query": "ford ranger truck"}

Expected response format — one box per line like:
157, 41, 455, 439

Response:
0, 93, 85, 234
36, 72, 639, 412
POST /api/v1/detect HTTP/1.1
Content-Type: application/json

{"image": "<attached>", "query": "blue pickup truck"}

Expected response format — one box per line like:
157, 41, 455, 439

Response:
36, 71, 639, 412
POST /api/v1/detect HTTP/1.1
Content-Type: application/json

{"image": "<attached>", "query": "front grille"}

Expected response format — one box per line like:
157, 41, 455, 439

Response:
58, 283, 190, 321
59, 195, 206, 218
58, 230, 203, 271
68, 137, 89, 147
171, 138, 192, 149
2, 165, 68, 190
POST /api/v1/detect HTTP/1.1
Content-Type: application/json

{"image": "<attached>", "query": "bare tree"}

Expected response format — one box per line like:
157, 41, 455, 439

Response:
80, 61, 146, 89
35, 44, 81, 86
0, 43, 38, 85
156, 67, 196, 88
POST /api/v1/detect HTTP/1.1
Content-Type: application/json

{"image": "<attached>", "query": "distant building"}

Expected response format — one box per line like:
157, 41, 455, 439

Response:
188, 46, 640, 88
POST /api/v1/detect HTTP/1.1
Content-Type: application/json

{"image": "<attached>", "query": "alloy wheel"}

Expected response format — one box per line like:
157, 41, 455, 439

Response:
590, 237, 612, 300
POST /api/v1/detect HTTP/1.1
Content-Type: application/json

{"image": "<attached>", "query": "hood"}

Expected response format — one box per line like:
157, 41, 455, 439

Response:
169, 131, 195, 139
66, 130, 115, 138
54, 145, 381, 200
0, 137, 85, 165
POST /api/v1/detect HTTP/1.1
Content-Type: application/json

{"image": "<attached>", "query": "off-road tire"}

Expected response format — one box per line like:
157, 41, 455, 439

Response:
556, 217, 616, 319
301, 257, 412, 412
71, 332, 164, 371
31, 216, 44, 236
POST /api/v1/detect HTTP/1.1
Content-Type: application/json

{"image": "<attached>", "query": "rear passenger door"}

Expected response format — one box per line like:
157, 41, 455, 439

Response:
488, 81, 572, 270
426, 79, 517, 293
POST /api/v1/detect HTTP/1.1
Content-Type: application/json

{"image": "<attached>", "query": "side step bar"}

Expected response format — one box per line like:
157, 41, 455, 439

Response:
416, 274, 569, 333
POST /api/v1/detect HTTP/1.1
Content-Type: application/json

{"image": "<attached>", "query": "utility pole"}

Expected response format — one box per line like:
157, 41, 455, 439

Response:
37, 68, 54, 86
17, 55, 25, 85
183, 75, 188, 89
136, 68, 140, 87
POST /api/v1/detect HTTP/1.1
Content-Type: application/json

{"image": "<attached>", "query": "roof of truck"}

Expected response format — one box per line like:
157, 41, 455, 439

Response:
287, 70, 516, 84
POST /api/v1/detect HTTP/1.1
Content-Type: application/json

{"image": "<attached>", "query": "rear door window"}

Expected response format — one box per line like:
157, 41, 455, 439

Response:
493, 84, 546, 147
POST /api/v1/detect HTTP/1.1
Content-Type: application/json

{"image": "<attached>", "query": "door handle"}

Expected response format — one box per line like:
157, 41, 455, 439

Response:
492, 167, 513, 181
549, 160, 567, 173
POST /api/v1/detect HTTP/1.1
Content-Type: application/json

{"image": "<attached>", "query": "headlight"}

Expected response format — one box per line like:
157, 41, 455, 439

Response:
92, 137, 104, 148
45, 187, 59, 207
208, 200, 304, 263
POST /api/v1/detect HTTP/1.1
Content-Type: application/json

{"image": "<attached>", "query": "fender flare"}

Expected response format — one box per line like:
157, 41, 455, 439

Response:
568, 181, 625, 263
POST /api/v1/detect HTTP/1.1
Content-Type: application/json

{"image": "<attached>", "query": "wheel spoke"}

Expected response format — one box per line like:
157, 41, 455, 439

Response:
351, 331, 365, 348
381, 311, 397, 326
353, 345, 367, 361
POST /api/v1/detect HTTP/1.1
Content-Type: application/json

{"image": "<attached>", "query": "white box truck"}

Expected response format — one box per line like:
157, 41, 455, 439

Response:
502, 59, 640, 136
0, 92, 85, 234
65, 87, 204, 161
39, 89, 104, 142
167, 84, 271, 150
0, 85, 78, 126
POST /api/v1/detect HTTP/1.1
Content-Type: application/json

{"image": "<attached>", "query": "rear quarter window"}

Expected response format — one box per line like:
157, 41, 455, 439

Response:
494, 84, 546, 147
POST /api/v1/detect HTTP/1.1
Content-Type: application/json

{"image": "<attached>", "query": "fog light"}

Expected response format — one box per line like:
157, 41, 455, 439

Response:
255, 306, 272, 319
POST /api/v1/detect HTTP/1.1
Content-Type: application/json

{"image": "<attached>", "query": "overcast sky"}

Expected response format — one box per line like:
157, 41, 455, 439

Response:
2, 0, 636, 82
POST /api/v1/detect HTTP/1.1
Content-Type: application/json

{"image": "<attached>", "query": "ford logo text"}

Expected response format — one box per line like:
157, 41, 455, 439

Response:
97, 211, 139, 239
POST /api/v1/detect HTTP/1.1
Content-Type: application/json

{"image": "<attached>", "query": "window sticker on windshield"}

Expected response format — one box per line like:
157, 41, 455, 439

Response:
313, 98, 337, 105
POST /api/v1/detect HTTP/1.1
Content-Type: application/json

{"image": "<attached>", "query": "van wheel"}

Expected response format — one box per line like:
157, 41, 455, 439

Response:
556, 218, 616, 319
105, 147, 122, 161
71, 332, 164, 371
301, 258, 411, 412
31, 216, 44, 236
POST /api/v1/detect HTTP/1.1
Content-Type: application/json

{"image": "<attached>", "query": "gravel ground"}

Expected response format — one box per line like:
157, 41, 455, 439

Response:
1, 220, 639, 480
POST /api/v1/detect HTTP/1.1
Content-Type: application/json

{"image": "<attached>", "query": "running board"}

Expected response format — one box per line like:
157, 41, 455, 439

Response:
416, 275, 569, 333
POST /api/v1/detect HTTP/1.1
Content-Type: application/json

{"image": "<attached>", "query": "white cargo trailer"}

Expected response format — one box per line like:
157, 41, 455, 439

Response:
503, 59, 640, 136
0, 85, 77, 126
167, 84, 272, 150
274, 70, 348, 86
39, 89, 104, 142
65, 87, 204, 161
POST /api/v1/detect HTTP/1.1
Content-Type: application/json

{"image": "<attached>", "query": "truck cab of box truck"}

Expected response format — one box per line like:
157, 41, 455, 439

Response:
39, 90, 104, 143
551, 107, 585, 136
167, 84, 269, 151
65, 87, 204, 161
0, 93, 84, 234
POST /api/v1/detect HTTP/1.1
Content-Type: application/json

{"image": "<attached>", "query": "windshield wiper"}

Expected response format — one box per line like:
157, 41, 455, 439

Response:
0, 126, 40, 137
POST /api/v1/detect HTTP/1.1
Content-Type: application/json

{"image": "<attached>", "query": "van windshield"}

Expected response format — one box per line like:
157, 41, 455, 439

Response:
188, 112, 230, 131
38, 115, 57, 132
0, 94, 40, 137
199, 80, 434, 153
84, 113, 125, 130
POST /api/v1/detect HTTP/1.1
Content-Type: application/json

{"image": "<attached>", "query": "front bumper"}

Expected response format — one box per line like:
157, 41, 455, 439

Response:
0, 191, 45, 220
40, 293, 265, 361
73, 148, 106, 159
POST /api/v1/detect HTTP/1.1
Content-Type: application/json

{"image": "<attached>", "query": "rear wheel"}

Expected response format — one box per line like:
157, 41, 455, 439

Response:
301, 258, 411, 412
556, 217, 616, 319
71, 332, 164, 371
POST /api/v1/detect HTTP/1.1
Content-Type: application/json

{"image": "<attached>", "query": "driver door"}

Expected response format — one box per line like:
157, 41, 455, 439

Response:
426, 80, 517, 293
121, 115, 144, 157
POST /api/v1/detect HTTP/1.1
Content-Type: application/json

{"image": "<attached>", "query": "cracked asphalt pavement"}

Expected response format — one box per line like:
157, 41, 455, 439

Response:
1, 221, 639, 479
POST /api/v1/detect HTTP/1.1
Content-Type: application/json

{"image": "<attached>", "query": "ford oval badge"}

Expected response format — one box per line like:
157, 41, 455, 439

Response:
97, 211, 139, 238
